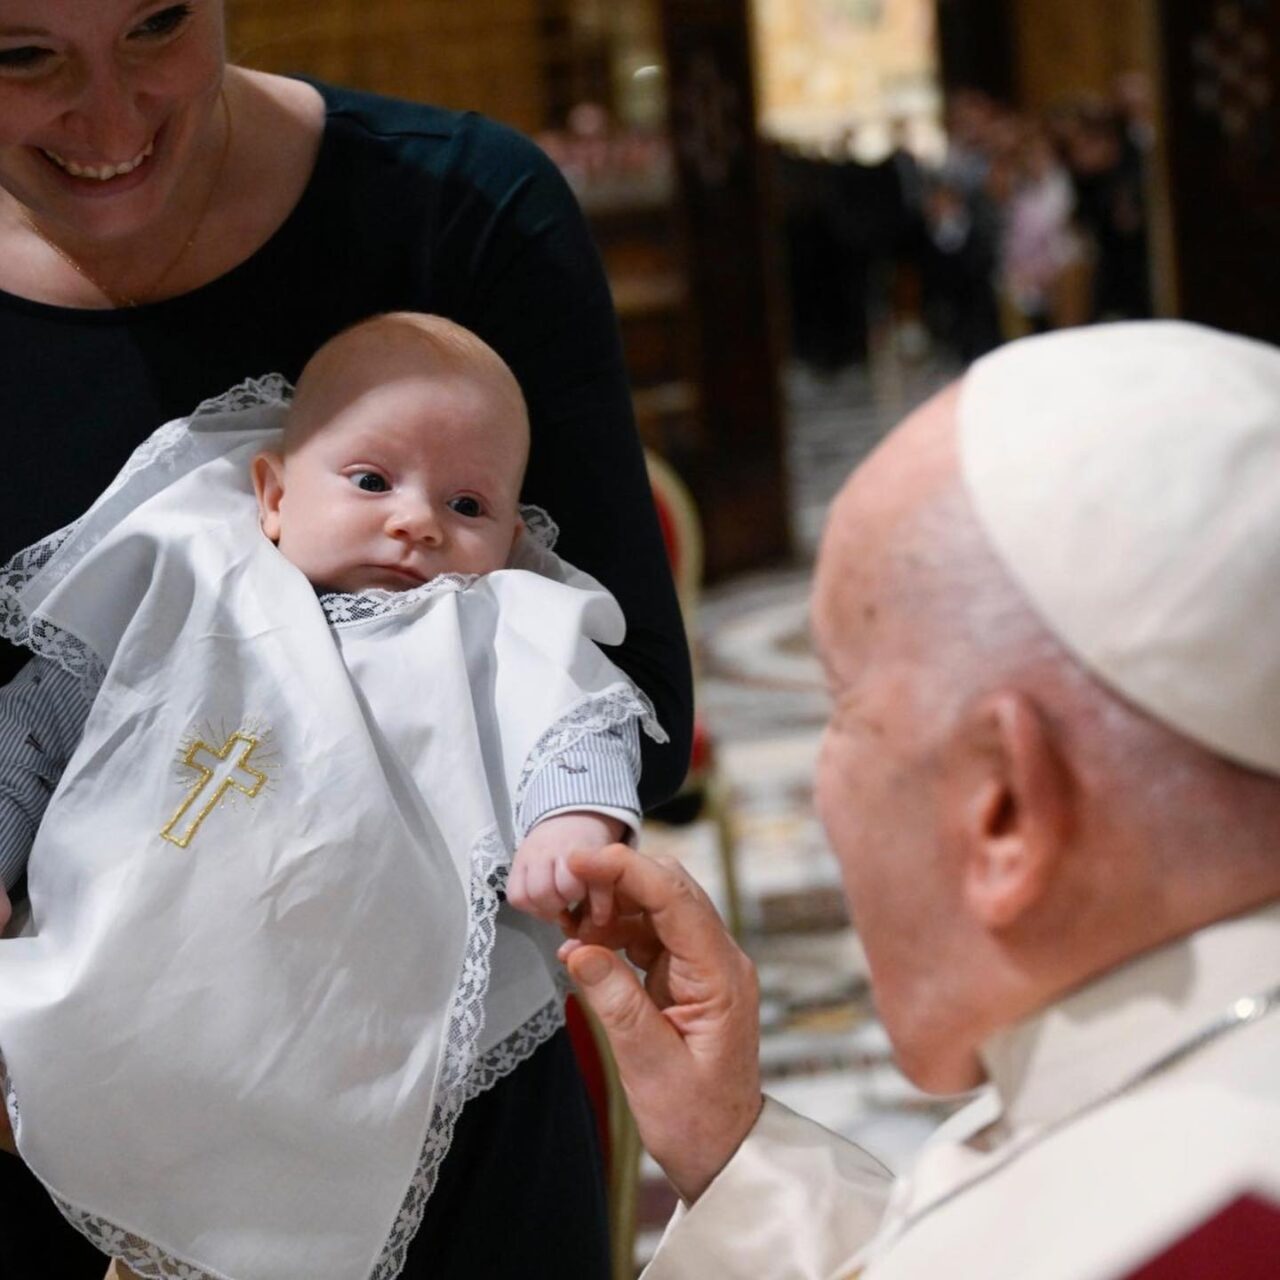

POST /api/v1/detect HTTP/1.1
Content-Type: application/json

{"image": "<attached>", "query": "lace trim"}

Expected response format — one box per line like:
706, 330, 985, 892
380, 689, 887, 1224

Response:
520, 505, 559, 551
512, 682, 668, 836
369, 831, 506, 1280
0, 1006, 572, 1278
0, 419, 196, 700
317, 504, 560, 628
49, 1204, 232, 1280
0, 524, 78, 649
0, 1051, 20, 1149
190, 373, 293, 419
0, 374, 291, 679
319, 575, 479, 626
0, 533, 108, 701
30, 620, 107, 705
11, 829, 508, 1280
462, 972, 573, 1105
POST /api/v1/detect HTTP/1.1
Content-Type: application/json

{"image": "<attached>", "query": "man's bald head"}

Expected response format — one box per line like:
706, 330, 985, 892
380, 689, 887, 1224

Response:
812, 358, 1280, 1093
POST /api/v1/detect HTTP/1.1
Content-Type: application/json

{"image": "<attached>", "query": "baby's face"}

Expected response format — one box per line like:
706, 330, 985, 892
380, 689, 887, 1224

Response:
255, 363, 525, 593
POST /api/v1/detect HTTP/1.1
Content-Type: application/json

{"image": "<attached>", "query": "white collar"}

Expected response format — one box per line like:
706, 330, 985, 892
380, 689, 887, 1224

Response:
980, 899, 1280, 1134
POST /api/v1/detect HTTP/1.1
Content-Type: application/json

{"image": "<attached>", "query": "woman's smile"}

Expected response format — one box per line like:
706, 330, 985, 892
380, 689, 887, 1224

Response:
40, 137, 155, 181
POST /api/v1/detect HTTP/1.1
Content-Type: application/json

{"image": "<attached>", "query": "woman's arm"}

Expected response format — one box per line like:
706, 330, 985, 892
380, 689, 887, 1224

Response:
433, 118, 694, 807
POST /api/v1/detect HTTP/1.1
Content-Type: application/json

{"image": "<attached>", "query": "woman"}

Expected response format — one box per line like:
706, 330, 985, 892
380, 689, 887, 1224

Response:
0, 2, 693, 1275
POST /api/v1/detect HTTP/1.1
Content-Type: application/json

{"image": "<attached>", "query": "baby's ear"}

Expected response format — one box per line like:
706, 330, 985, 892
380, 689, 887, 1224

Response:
250, 452, 286, 542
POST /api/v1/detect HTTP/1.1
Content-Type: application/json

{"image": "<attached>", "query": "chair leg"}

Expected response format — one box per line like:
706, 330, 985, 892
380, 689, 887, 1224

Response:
608, 1098, 642, 1280
705, 772, 744, 939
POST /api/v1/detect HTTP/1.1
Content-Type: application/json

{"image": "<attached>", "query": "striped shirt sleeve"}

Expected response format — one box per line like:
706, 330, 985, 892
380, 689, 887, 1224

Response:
0, 658, 91, 891
0, 659, 644, 884
517, 717, 641, 838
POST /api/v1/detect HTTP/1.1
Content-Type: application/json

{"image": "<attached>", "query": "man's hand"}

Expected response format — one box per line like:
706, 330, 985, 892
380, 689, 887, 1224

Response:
558, 844, 763, 1203
507, 811, 627, 922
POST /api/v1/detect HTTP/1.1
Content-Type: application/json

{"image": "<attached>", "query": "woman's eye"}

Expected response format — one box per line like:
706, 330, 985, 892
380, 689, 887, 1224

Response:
0, 46, 53, 71
130, 4, 194, 39
448, 496, 484, 518
350, 472, 389, 493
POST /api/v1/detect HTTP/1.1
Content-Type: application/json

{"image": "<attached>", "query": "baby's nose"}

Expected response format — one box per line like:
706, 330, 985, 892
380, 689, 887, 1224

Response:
387, 501, 442, 542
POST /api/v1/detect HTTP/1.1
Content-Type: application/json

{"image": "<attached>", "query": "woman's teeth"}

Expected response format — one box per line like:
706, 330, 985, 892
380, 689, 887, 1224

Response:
42, 140, 155, 181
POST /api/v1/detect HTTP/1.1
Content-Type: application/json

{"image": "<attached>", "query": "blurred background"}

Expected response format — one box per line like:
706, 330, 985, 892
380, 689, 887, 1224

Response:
224, 0, 1278, 1269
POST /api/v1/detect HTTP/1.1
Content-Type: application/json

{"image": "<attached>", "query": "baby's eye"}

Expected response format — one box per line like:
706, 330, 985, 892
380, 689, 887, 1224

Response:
349, 472, 389, 493
448, 495, 484, 518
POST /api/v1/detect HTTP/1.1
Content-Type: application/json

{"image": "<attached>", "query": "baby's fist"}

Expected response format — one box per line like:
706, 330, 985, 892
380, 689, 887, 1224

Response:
507, 811, 628, 922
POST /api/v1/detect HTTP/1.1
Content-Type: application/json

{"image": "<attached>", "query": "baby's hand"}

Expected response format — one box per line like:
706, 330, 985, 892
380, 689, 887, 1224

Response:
507, 811, 628, 923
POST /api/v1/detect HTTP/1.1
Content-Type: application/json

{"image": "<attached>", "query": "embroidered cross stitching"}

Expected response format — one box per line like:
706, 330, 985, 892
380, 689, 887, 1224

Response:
161, 732, 269, 849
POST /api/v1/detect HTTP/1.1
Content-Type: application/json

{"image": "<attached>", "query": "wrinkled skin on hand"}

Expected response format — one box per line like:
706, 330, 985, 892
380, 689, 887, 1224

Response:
558, 843, 764, 1202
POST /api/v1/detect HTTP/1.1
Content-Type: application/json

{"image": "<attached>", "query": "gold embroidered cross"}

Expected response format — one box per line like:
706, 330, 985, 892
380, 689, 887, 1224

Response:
161, 732, 268, 849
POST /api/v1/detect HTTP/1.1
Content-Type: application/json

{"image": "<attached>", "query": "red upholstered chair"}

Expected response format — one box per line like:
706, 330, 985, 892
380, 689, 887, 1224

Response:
563, 458, 742, 1279
644, 452, 744, 938
566, 994, 641, 1280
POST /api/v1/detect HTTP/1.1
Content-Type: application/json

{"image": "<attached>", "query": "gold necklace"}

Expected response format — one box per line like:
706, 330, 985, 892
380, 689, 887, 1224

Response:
16, 88, 232, 309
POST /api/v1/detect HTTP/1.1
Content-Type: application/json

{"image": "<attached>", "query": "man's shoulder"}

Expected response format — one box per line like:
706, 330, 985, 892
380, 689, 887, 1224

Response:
878, 1065, 1280, 1280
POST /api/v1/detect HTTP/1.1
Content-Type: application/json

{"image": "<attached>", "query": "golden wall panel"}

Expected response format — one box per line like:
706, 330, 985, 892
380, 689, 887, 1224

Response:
750, 0, 940, 142
226, 0, 546, 133
1013, 0, 1152, 108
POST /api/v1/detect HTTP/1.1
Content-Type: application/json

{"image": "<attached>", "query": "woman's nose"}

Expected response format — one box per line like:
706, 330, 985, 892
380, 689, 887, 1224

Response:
59, 61, 150, 160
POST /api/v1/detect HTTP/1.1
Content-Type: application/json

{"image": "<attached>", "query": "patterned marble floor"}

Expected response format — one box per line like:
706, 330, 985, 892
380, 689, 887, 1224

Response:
632, 353, 963, 1266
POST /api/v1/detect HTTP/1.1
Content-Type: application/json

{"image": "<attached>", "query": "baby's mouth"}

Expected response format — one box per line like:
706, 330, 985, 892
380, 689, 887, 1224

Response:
41, 140, 155, 182
378, 565, 428, 586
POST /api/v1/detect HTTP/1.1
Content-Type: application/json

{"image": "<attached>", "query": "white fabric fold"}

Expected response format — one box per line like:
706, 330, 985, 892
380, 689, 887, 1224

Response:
0, 383, 663, 1280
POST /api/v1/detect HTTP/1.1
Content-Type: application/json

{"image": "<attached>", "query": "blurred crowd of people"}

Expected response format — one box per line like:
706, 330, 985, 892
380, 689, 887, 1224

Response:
777, 77, 1157, 370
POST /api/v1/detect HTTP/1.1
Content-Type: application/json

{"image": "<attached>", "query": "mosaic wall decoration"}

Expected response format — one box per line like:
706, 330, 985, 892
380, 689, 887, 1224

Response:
751, 0, 940, 147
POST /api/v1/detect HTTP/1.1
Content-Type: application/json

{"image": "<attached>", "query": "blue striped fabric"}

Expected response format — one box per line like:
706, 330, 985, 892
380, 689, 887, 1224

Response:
0, 658, 89, 891
0, 659, 641, 891
517, 717, 641, 837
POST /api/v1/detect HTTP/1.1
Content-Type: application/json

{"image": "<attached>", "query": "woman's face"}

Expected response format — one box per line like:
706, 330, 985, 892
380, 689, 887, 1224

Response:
0, 0, 226, 245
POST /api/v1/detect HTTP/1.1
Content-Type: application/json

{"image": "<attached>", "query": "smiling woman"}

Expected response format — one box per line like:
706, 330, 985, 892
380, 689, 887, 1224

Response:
0, 0, 236, 306
0, 0, 692, 1276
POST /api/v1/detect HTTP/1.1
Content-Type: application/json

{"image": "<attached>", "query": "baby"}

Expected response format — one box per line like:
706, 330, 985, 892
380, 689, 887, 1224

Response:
0, 311, 637, 925
251, 312, 637, 919
0, 314, 659, 1280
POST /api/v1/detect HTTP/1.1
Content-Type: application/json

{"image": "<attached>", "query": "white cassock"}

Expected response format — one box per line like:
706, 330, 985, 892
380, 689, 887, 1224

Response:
0, 377, 663, 1280
644, 900, 1280, 1280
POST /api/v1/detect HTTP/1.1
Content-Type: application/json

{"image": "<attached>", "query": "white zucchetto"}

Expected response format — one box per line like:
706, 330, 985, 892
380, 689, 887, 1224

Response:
958, 321, 1280, 777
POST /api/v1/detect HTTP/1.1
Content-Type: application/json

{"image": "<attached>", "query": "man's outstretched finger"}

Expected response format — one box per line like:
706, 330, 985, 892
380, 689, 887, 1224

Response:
566, 844, 732, 961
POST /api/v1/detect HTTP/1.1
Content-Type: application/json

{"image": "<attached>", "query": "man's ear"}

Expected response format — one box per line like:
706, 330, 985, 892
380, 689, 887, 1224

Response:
945, 691, 1074, 929
250, 452, 286, 542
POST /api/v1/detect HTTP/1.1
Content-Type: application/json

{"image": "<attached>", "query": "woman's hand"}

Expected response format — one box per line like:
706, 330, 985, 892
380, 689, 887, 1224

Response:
558, 844, 763, 1203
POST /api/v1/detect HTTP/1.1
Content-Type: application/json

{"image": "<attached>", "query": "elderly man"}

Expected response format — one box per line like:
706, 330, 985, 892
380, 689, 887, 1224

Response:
559, 321, 1280, 1278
